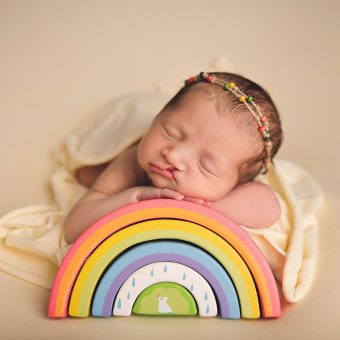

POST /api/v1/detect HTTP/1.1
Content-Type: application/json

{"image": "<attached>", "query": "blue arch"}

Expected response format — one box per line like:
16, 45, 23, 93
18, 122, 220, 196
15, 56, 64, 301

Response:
92, 240, 240, 319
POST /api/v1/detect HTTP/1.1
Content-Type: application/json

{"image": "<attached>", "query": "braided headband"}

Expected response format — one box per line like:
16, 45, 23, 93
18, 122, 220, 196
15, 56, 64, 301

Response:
184, 72, 273, 173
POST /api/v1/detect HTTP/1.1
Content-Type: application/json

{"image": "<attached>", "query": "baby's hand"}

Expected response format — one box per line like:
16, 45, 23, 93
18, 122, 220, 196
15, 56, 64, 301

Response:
136, 187, 184, 201
183, 196, 212, 207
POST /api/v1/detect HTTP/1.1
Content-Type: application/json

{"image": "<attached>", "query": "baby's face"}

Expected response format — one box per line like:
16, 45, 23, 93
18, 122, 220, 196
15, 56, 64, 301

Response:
137, 92, 258, 201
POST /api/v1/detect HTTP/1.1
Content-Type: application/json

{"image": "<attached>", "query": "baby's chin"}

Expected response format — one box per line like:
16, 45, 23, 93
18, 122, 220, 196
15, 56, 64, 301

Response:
148, 173, 232, 202
147, 173, 177, 190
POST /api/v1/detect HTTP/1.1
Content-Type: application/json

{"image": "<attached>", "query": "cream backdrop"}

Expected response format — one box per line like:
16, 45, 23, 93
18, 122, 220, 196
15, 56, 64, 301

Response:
0, 1, 339, 339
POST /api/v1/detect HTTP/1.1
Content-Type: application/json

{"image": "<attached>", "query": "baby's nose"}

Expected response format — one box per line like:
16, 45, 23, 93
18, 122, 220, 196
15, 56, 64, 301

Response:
162, 146, 188, 171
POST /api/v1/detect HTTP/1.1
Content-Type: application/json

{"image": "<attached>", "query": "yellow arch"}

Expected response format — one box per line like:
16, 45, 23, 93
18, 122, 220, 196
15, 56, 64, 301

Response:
69, 219, 260, 318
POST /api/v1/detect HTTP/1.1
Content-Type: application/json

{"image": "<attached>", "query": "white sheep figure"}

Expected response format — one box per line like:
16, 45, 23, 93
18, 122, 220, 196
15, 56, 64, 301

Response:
158, 296, 173, 314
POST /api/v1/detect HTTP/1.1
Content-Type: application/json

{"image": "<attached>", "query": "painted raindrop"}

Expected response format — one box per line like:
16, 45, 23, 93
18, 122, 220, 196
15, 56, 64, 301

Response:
117, 298, 122, 309
132, 277, 136, 287
204, 292, 208, 300
182, 273, 186, 280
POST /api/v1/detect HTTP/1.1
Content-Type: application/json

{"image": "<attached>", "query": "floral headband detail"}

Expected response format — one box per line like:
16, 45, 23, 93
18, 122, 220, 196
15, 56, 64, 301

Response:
184, 72, 273, 173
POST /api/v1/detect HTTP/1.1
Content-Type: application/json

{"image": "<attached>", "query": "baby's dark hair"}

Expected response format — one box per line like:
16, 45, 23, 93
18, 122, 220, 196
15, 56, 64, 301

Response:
162, 72, 283, 186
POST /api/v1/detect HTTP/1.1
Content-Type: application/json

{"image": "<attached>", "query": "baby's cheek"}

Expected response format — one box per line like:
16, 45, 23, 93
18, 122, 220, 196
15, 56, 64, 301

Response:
137, 141, 152, 167
199, 180, 234, 201
178, 175, 212, 199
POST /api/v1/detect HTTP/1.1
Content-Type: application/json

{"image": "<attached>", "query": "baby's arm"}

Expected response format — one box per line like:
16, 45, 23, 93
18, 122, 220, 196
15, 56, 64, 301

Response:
210, 181, 281, 229
64, 146, 182, 244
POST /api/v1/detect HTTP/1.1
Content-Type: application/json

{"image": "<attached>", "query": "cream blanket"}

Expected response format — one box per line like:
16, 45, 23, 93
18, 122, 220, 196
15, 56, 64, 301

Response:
0, 92, 323, 303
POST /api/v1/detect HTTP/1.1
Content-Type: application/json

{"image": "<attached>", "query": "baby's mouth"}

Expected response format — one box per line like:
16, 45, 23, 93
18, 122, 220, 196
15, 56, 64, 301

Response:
149, 163, 175, 180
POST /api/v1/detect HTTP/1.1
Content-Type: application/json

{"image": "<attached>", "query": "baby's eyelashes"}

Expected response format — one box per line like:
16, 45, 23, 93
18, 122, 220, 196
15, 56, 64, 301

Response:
198, 159, 217, 177
163, 125, 181, 140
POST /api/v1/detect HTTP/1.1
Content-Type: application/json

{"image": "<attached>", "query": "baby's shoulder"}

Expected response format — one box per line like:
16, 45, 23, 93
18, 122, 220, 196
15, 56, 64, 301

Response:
211, 180, 281, 228
112, 144, 146, 184
105, 144, 141, 171
232, 180, 277, 199
91, 144, 143, 194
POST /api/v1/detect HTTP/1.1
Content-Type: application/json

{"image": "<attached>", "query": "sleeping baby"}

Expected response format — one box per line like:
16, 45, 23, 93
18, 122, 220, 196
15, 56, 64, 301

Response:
64, 72, 283, 244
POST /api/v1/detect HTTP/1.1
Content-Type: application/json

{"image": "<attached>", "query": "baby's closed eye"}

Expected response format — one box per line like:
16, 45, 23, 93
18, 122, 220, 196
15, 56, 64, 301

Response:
198, 159, 217, 176
162, 124, 180, 140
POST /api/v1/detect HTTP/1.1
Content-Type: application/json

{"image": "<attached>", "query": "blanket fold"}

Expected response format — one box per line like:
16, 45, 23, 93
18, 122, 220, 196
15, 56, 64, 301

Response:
0, 91, 323, 303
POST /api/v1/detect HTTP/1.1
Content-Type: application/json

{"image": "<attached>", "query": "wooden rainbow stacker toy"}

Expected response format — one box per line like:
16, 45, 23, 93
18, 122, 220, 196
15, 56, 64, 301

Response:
48, 199, 281, 319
